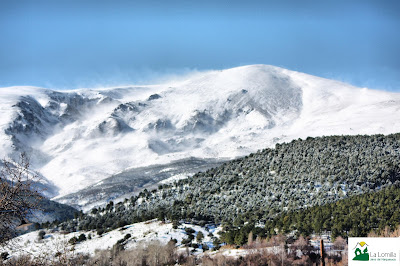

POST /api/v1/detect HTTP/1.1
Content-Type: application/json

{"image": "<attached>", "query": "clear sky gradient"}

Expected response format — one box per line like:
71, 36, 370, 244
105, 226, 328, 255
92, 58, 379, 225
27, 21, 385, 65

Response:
1, 0, 399, 91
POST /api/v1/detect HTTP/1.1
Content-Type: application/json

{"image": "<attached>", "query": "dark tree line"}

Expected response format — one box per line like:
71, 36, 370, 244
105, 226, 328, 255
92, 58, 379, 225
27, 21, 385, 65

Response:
53, 133, 400, 239
218, 185, 400, 245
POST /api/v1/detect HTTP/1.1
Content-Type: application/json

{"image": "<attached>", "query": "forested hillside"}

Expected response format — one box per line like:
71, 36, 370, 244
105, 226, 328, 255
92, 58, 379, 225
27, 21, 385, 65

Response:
32, 198, 78, 223
264, 185, 400, 238
57, 133, 400, 235
218, 185, 400, 245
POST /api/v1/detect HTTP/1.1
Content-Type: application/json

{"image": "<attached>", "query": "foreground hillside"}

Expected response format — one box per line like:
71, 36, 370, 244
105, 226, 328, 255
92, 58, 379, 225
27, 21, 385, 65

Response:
57, 133, 400, 234
4, 177, 399, 264
3, 133, 400, 265
0, 218, 346, 265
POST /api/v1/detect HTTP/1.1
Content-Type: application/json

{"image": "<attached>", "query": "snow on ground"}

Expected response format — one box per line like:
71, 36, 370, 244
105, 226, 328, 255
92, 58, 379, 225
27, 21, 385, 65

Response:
159, 173, 193, 184
1, 218, 342, 263
1, 65, 400, 199
0, 220, 221, 260
0, 86, 47, 159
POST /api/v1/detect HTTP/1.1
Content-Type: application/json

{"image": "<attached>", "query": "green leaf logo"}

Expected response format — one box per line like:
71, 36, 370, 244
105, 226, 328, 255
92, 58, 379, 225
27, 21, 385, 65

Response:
353, 241, 369, 261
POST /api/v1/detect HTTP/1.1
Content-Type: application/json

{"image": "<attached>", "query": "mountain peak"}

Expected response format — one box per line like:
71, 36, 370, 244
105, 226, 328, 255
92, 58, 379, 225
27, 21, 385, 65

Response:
1, 65, 399, 198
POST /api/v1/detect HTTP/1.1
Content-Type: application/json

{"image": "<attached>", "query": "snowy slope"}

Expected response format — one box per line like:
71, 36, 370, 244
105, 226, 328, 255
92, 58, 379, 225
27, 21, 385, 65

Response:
55, 157, 224, 211
0, 65, 399, 199
0, 220, 219, 259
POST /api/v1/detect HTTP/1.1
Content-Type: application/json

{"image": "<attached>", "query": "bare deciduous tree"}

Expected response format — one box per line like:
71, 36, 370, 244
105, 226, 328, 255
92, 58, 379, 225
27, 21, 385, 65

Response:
0, 153, 42, 244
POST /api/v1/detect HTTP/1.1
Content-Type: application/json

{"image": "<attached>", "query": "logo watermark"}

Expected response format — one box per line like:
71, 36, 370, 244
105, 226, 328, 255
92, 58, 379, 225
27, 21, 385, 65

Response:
348, 238, 400, 265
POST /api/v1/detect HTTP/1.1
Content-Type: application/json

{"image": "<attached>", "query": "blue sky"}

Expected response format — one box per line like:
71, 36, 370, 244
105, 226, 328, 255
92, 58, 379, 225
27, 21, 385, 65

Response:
1, 0, 399, 91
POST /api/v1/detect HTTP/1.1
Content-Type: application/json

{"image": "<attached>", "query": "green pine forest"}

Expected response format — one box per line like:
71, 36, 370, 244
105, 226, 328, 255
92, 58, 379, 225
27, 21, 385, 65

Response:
219, 185, 400, 245
54, 133, 400, 243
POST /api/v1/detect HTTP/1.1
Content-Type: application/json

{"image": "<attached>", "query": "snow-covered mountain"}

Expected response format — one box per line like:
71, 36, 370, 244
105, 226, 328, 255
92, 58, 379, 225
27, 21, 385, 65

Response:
1, 65, 399, 201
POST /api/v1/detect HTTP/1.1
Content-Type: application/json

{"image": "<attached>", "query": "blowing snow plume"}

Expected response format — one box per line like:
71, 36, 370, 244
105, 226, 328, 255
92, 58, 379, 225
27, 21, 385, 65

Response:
0, 64, 399, 201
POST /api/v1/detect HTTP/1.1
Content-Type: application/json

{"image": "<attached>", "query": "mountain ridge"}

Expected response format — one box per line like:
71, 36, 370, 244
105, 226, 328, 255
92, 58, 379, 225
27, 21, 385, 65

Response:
0, 65, 399, 201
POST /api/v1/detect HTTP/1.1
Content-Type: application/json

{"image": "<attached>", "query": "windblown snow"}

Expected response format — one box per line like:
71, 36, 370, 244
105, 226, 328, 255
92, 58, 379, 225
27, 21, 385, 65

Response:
1, 65, 399, 199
